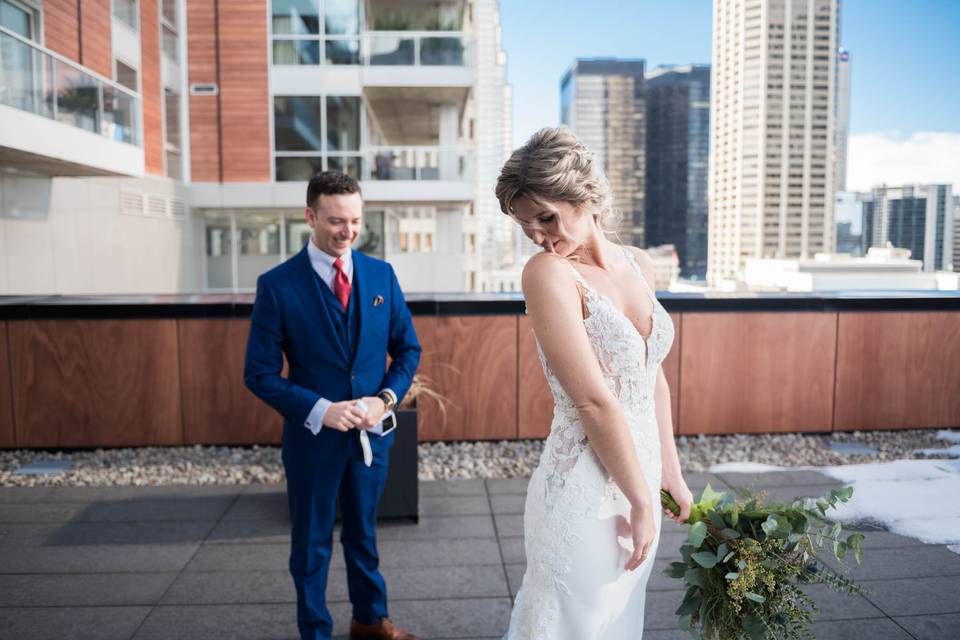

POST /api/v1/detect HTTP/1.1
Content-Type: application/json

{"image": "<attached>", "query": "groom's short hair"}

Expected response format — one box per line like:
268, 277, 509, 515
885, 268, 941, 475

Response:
307, 171, 362, 209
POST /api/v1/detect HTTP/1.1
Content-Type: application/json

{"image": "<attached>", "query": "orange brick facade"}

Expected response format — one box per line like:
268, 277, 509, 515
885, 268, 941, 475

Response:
186, 0, 221, 181
80, 0, 112, 78
140, 0, 164, 175
217, 0, 271, 182
42, 1, 80, 62
186, 0, 272, 183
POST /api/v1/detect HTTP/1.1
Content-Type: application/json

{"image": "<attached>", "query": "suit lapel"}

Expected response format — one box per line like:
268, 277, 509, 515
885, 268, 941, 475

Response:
291, 246, 350, 365
350, 251, 368, 369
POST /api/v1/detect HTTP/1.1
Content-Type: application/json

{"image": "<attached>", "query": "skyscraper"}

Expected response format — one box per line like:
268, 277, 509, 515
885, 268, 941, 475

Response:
645, 64, 711, 279
866, 185, 954, 272
835, 48, 851, 191
708, 0, 839, 284
560, 58, 646, 246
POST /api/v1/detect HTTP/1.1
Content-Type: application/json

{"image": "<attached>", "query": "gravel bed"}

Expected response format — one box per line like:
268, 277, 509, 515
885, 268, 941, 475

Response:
0, 429, 956, 487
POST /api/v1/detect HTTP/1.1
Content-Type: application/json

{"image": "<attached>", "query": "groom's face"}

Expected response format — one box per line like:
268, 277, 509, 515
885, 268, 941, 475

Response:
306, 192, 363, 257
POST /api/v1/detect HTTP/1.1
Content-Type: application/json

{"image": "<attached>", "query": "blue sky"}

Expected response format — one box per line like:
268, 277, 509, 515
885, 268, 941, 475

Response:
500, 0, 960, 150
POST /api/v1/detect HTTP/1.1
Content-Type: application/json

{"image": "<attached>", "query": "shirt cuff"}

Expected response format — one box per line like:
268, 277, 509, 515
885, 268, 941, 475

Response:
367, 410, 395, 436
305, 398, 331, 435
380, 388, 398, 407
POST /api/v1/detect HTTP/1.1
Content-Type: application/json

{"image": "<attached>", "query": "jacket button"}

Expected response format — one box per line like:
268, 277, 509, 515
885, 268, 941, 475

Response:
351, 373, 356, 380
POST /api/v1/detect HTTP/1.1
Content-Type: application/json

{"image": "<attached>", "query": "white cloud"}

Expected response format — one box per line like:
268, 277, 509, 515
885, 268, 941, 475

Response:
846, 131, 960, 193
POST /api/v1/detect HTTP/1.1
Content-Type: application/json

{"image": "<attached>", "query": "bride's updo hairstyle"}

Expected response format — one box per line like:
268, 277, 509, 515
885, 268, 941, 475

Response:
495, 126, 620, 233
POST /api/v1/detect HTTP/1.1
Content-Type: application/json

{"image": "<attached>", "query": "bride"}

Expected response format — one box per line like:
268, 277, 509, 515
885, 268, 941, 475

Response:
495, 127, 694, 639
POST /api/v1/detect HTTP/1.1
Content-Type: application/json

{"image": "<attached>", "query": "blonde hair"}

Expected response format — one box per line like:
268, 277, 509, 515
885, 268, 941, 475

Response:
495, 126, 621, 232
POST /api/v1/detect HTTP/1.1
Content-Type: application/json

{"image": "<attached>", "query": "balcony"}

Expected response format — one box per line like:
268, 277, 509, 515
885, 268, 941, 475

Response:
365, 145, 474, 201
213, 146, 475, 207
270, 30, 474, 96
0, 26, 143, 177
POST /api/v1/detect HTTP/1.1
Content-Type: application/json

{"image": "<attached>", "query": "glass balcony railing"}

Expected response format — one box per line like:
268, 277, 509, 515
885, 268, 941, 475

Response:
366, 31, 468, 66
0, 26, 140, 146
368, 146, 474, 181
271, 31, 470, 67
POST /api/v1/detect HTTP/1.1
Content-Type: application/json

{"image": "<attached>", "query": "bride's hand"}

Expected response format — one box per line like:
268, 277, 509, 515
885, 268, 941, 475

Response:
662, 476, 694, 523
625, 503, 657, 571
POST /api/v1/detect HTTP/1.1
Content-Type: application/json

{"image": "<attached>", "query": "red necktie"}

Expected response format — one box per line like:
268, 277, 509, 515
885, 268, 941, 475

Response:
333, 257, 351, 310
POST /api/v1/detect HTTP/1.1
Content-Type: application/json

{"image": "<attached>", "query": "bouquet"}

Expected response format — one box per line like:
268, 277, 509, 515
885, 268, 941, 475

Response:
660, 484, 866, 640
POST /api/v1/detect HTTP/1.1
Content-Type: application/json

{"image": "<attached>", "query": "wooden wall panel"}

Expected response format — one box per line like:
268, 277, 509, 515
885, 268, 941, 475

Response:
80, 0, 112, 78
218, 0, 271, 181
663, 312, 681, 433
0, 322, 14, 448
517, 315, 552, 439
518, 312, 683, 439
414, 316, 518, 441
43, 1, 80, 62
179, 319, 282, 444
186, 0, 221, 181
9, 320, 182, 447
140, 0, 164, 175
834, 312, 960, 431
678, 313, 836, 435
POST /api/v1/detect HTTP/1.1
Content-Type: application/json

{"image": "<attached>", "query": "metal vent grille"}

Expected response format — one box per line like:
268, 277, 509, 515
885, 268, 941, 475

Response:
120, 190, 144, 216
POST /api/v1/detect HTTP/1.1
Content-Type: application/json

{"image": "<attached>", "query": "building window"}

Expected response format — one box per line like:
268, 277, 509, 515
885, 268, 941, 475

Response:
164, 89, 181, 180
112, 0, 137, 29
274, 95, 362, 181
271, 0, 359, 65
115, 60, 138, 91
159, 0, 178, 61
274, 96, 323, 151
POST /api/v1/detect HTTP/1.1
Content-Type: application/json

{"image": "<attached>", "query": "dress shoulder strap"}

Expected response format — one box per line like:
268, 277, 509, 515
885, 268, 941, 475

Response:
561, 258, 599, 303
620, 245, 655, 295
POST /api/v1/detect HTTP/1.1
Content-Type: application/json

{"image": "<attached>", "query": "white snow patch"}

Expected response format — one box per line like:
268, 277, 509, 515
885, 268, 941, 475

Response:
918, 445, 960, 458
707, 456, 960, 546
916, 430, 960, 458
820, 459, 960, 545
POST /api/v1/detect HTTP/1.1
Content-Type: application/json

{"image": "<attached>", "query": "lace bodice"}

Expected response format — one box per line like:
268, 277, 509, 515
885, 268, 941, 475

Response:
535, 247, 675, 498
504, 246, 674, 640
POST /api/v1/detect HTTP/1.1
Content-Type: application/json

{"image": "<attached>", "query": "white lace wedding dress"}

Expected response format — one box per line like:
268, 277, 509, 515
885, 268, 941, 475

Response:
503, 248, 675, 640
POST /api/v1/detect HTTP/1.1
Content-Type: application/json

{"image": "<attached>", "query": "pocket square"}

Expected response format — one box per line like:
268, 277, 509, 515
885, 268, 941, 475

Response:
373, 295, 384, 307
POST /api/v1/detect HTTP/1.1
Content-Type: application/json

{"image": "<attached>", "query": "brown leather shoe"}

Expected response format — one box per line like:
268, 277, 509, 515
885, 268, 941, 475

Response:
349, 617, 420, 640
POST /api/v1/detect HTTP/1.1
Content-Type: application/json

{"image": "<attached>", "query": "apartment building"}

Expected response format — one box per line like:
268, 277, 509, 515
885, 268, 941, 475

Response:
862, 184, 954, 272
0, 0, 511, 294
645, 64, 710, 280
560, 58, 646, 247
708, 0, 839, 284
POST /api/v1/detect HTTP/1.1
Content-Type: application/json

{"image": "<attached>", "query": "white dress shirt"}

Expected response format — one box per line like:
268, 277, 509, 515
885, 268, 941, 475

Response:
303, 241, 392, 437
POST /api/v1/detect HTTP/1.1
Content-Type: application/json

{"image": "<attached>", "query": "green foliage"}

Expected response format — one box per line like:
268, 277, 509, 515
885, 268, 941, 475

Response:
660, 484, 866, 639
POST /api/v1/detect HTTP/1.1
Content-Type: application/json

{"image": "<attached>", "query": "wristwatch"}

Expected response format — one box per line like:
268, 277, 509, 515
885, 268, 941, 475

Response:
377, 390, 396, 412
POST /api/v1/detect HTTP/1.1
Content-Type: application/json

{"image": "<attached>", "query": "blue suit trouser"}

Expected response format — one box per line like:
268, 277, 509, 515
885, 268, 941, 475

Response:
283, 428, 390, 640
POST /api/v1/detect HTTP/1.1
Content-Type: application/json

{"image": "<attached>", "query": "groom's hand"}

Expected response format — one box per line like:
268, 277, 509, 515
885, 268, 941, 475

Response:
323, 401, 365, 432
356, 396, 386, 429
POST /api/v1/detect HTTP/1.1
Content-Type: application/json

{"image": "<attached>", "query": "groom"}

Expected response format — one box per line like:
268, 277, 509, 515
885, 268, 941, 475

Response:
244, 171, 422, 640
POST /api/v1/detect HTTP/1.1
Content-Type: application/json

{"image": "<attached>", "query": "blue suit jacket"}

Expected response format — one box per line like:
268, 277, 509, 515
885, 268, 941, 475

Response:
243, 246, 421, 448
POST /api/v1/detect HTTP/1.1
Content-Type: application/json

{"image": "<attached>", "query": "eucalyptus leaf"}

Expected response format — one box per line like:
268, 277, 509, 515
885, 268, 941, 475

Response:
676, 595, 702, 616
678, 613, 692, 631
745, 591, 766, 603
722, 527, 741, 539
684, 568, 708, 588
688, 521, 708, 548
664, 561, 688, 579
724, 571, 739, 580
692, 551, 719, 568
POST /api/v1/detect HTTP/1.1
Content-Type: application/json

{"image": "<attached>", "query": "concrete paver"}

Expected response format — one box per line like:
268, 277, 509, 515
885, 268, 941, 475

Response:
0, 474, 955, 639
